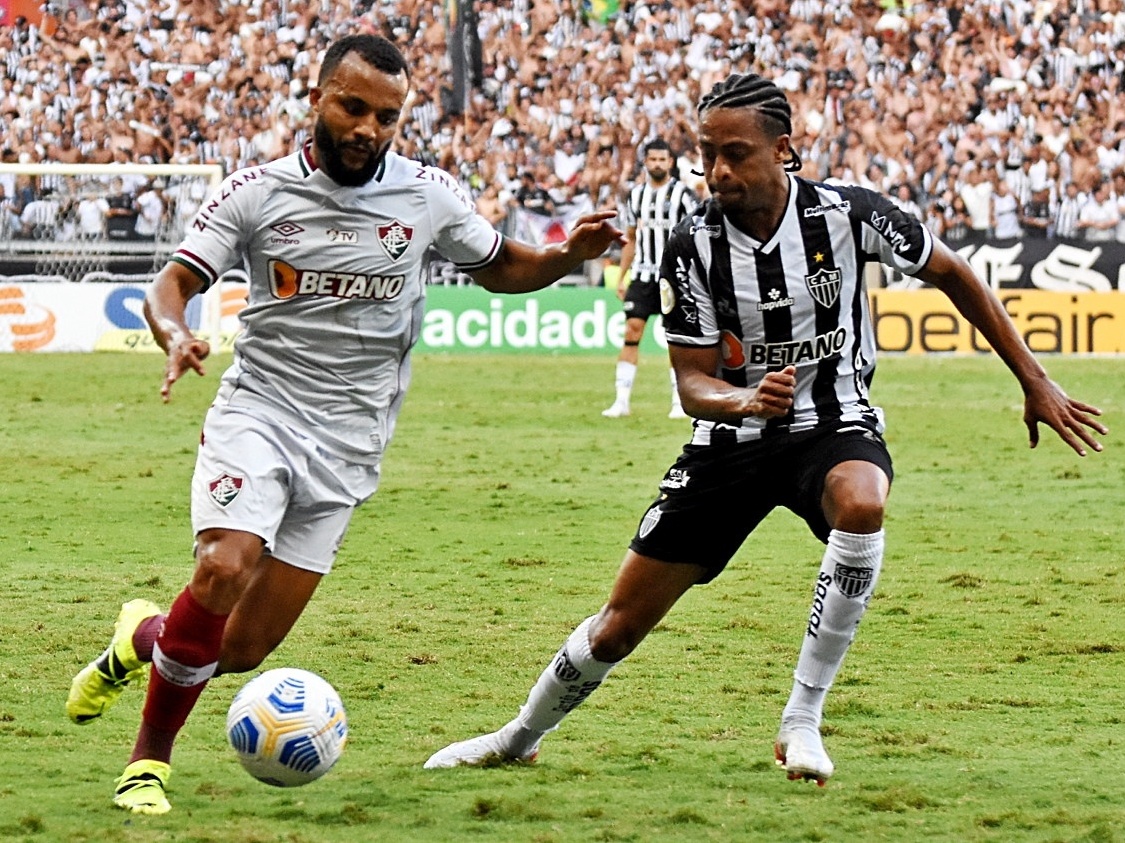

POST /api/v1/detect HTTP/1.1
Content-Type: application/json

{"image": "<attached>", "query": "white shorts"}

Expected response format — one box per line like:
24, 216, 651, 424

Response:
190, 405, 381, 574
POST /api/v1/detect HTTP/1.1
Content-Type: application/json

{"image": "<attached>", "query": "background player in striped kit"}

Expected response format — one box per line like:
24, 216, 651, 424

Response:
426, 72, 1106, 785
65, 33, 624, 815
603, 137, 700, 420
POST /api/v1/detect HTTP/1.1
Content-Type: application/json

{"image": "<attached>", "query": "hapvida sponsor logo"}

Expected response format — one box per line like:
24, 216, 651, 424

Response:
758, 288, 796, 311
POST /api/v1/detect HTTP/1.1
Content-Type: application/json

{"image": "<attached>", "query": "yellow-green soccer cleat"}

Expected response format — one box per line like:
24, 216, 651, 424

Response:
66, 599, 162, 724
113, 759, 171, 815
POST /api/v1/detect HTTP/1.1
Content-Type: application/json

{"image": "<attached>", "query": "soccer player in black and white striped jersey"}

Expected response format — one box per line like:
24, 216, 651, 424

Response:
603, 138, 700, 419
426, 73, 1106, 785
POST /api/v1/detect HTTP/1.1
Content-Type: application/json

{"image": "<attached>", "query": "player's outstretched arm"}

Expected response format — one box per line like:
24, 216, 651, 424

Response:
917, 239, 1107, 456
144, 262, 211, 403
470, 210, 625, 294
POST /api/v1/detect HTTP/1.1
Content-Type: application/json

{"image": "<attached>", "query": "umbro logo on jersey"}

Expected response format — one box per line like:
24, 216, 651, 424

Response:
269, 221, 304, 245
270, 221, 305, 237
805, 266, 842, 308
377, 220, 414, 261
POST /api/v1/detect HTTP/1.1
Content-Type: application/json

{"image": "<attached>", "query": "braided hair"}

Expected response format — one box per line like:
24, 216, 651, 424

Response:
697, 73, 803, 173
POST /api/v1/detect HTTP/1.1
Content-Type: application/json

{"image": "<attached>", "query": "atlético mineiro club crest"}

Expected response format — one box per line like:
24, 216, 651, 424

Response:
834, 563, 873, 598
208, 473, 243, 507
377, 220, 413, 261
805, 266, 842, 309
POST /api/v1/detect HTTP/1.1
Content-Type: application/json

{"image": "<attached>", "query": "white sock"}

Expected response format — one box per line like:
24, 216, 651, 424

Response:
783, 529, 884, 729
614, 361, 636, 407
669, 367, 681, 408
513, 616, 618, 740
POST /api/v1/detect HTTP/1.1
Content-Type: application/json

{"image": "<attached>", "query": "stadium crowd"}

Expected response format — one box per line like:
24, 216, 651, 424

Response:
4, 0, 1125, 246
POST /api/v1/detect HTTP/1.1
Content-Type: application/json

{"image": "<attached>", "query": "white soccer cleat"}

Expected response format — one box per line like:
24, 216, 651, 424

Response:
601, 403, 630, 418
668, 404, 688, 419
424, 725, 541, 769
774, 724, 834, 786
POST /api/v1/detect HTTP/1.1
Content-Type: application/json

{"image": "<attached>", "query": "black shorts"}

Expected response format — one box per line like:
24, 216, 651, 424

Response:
628, 421, 894, 582
622, 276, 661, 322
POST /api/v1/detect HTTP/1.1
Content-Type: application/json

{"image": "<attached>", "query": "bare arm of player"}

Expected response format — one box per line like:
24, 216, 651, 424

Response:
917, 237, 1107, 456
470, 211, 625, 294
670, 344, 796, 422
144, 261, 212, 403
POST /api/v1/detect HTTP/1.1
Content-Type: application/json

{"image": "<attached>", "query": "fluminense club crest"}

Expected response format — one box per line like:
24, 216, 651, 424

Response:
208, 473, 243, 507
805, 266, 842, 309
377, 219, 414, 261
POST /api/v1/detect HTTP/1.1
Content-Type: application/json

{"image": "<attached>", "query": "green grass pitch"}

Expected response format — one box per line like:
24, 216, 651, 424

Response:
1, 351, 1122, 842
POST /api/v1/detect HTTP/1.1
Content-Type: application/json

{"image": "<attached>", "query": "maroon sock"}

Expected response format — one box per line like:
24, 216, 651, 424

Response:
131, 614, 165, 663
130, 587, 228, 764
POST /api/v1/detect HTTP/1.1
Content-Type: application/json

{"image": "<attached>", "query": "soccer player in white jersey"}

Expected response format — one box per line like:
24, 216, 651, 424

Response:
65, 34, 624, 815
603, 137, 700, 419
425, 73, 1107, 785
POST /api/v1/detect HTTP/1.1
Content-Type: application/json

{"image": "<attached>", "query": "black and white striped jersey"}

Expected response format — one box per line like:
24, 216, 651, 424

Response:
620, 179, 700, 284
660, 175, 933, 446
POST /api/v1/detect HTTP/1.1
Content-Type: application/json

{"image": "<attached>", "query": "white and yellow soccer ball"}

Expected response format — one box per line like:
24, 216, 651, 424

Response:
226, 668, 348, 787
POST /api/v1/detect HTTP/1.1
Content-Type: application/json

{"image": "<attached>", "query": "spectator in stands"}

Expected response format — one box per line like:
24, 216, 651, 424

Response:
19, 186, 63, 239
475, 182, 509, 232
960, 166, 994, 245
1054, 182, 1086, 242
0, 182, 20, 238
133, 179, 166, 240
1077, 180, 1119, 242
8, 0, 1125, 250
105, 177, 138, 241
889, 183, 923, 221
1114, 169, 1125, 244
941, 194, 971, 245
514, 170, 556, 217
1020, 186, 1054, 240
991, 178, 1023, 242
75, 190, 110, 239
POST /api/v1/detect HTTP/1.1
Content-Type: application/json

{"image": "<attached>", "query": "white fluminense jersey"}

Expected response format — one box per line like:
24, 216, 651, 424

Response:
660, 176, 933, 446
174, 144, 502, 464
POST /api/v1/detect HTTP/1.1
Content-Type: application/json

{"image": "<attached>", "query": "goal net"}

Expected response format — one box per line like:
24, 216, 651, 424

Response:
0, 162, 226, 346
